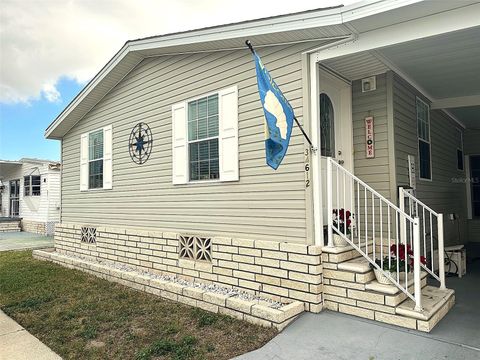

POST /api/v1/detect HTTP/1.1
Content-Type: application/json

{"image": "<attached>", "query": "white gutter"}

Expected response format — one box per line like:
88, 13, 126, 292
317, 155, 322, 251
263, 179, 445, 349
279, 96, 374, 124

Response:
45, 0, 425, 139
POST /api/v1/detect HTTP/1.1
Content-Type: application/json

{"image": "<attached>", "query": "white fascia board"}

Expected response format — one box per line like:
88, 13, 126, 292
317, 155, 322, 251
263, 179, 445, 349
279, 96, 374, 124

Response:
43, 0, 429, 139
130, 1, 424, 51
44, 43, 132, 139
431, 95, 480, 110
315, 3, 480, 62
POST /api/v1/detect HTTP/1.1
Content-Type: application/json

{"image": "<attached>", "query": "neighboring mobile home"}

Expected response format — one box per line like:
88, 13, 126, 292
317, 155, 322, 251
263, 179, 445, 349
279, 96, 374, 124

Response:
36, 0, 480, 331
0, 158, 61, 234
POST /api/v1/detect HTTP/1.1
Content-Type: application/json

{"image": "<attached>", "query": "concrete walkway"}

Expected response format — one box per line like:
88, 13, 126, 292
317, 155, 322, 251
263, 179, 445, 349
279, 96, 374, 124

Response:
238, 248, 480, 360
0, 311, 61, 360
0, 232, 54, 252
236, 311, 480, 360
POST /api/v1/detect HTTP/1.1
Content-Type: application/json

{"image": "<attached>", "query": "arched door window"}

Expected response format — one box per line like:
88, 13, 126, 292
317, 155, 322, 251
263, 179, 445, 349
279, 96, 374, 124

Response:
320, 93, 335, 157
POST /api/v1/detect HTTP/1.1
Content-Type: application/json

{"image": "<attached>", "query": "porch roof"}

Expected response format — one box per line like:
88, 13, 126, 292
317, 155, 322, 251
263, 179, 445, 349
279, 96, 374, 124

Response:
315, 8, 480, 129
44, 0, 480, 139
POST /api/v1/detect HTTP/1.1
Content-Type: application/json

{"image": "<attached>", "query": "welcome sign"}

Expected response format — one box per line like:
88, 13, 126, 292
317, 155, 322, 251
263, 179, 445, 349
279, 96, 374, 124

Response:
365, 116, 375, 158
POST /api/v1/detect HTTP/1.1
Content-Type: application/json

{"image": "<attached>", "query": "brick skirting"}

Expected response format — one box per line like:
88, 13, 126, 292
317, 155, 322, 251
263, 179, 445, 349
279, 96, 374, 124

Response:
53, 223, 323, 312
21, 220, 47, 235
33, 249, 304, 330
0, 220, 21, 232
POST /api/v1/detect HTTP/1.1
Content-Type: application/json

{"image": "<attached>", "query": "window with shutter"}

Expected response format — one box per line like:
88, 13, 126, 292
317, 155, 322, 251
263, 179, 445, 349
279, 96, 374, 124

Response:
80, 125, 113, 190
172, 86, 238, 184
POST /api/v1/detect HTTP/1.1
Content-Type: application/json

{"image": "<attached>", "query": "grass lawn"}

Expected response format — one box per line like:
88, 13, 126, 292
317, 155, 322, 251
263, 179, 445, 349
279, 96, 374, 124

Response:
0, 251, 277, 359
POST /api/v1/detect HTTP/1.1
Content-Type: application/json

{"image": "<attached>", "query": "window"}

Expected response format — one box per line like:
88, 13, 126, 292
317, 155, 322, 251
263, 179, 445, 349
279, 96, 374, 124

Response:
24, 175, 41, 196
416, 98, 431, 180
171, 86, 238, 185
80, 125, 112, 191
456, 128, 464, 171
88, 129, 104, 188
188, 94, 220, 181
319, 93, 335, 157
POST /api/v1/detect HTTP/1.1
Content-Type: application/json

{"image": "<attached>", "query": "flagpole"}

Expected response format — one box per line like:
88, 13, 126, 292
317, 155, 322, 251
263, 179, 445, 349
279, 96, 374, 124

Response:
245, 40, 316, 151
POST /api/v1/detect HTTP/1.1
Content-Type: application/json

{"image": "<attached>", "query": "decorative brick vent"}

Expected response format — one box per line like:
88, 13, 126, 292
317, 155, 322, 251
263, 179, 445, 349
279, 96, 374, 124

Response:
179, 235, 212, 262
81, 227, 97, 244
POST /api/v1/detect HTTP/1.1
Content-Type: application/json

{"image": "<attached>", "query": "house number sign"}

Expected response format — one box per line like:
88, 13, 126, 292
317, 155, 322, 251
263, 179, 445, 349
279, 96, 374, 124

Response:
304, 148, 310, 188
365, 116, 375, 158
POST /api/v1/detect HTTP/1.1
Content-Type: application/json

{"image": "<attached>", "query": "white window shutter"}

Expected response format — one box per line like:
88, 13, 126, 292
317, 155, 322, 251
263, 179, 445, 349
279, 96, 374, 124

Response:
172, 102, 188, 184
219, 86, 239, 182
103, 125, 113, 189
80, 133, 88, 191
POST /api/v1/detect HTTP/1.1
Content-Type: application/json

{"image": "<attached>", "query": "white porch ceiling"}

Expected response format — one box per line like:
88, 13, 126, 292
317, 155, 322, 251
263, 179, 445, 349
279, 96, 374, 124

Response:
323, 25, 480, 129
378, 26, 480, 100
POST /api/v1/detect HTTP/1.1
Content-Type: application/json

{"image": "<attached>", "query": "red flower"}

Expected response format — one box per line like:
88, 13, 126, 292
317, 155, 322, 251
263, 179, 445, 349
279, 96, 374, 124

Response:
420, 256, 426, 265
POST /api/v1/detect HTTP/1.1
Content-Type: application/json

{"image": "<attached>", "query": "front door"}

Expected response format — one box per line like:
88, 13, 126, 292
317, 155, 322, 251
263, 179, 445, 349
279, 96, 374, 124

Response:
317, 67, 353, 243
9, 179, 20, 217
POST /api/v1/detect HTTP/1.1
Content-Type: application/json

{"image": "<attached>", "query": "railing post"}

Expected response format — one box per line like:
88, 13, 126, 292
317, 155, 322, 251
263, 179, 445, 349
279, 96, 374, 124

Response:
327, 157, 333, 247
413, 216, 422, 311
399, 187, 407, 245
438, 214, 446, 290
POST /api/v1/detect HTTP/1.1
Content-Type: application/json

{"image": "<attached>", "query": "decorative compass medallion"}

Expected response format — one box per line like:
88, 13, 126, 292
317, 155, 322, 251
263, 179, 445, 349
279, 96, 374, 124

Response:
129, 122, 153, 165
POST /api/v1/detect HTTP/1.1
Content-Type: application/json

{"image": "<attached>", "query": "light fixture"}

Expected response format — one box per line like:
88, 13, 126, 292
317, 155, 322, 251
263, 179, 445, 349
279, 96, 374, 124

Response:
362, 76, 377, 92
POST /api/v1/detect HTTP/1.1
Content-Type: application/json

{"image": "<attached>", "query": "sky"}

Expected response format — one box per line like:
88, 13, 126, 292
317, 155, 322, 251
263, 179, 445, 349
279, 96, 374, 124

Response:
0, 0, 358, 161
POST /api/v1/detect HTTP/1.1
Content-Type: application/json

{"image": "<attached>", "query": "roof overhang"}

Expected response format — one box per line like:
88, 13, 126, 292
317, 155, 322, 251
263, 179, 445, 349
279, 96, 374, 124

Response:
45, 0, 480, 139
314, 2, 480, 128
0, 161, 22, 178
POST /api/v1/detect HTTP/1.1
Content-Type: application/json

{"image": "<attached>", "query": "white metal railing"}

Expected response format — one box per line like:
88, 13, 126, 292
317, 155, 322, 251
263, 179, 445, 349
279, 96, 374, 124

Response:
399, 187, 446, 290
326, 158, 423, 310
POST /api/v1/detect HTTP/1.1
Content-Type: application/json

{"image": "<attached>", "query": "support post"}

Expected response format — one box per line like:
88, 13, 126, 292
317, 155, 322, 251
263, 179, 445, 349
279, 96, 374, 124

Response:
438, 213, 446, 290
413, 216, 422, 311
399, 187, 407, 245
327, 158, 333, 247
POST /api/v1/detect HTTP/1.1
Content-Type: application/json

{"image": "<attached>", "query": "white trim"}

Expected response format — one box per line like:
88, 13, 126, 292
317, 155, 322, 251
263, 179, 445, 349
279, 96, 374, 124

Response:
431, 95, 480, 110
314, 3, 480, 62
310, 54, 322, 246
81, 126, 112, 191
46, 0, 450, 139
310, 57, 354, 246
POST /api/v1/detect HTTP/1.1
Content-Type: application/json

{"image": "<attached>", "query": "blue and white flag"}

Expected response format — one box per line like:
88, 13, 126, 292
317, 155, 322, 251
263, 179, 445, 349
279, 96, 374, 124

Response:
252, 51, 294, 170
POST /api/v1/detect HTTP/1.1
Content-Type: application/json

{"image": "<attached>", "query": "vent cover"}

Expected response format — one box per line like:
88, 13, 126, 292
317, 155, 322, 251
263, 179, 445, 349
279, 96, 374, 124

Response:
179, 235, 212, 262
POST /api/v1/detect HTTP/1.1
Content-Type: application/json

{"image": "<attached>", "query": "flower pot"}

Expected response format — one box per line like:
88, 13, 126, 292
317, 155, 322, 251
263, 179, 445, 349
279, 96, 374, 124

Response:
333, 234, 349, 247
374, 269, 406, 285
373, 269, 393, 285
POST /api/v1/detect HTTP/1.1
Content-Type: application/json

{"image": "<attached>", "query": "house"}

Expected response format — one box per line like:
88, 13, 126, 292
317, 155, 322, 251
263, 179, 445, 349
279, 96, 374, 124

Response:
0, 158, 61, 235
35, 0, 480, 332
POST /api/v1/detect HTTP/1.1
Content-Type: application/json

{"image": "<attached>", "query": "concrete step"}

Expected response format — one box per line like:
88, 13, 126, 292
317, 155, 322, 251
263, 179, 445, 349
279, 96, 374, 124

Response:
322, 241, 374, 264
396, 286, 455, 320
365, 271, 428, 295
338, 257, 371, 273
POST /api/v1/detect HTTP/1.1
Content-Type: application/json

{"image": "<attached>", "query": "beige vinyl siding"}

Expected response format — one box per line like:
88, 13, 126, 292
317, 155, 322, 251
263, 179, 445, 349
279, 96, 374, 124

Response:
60, 41, 332, 243
392, 73, 467, 245
352, 73, 393, 199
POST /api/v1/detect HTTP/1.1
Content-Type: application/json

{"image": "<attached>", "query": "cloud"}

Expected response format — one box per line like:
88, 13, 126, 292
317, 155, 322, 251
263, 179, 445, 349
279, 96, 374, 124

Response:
0, 0, 356, 104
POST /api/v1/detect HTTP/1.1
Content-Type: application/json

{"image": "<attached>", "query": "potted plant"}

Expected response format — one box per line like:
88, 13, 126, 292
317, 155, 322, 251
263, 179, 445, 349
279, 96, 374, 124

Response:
371, 244, 426, 284
332, 208, 352, 247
